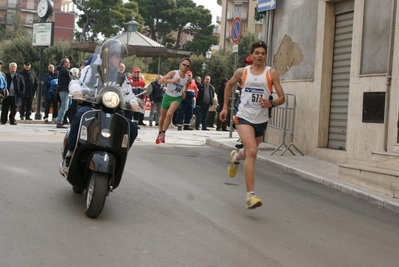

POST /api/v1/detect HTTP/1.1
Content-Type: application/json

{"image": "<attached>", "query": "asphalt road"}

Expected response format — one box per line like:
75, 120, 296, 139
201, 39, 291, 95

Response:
1, 125, 399, 267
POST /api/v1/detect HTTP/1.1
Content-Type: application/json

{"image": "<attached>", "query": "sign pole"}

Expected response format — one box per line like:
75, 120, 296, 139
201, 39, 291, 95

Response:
229, 17, 242, 138
35, 47, 45, 120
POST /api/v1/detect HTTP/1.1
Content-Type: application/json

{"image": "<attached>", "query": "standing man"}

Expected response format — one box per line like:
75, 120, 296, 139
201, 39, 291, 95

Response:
176, 70, 197, 130
219, 41, 285, 210
128, 68, 146, 127
43, 64, 59, 122
216, 78, 228, 131
155, 58, 191, 144
55, 58, 71, 128
19, 60, 38, 120
0, 60, 5, 78
1, 62, 25, 125
195, 75, 215, 131
148, 75, 164, 127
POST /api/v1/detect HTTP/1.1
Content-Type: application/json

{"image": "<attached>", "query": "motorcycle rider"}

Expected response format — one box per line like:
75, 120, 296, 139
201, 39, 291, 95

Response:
60, 39, 139, 175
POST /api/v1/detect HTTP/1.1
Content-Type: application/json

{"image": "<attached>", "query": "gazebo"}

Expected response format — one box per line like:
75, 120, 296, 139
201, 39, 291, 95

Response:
70, 18, 191, 72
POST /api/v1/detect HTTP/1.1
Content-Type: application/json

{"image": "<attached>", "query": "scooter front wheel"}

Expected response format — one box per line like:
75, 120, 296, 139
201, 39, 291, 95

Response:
85, 172, 109, 218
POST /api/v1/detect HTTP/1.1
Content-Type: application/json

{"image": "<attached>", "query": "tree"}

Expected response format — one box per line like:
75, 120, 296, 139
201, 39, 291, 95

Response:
0, 14, 29, 41
134, 0, 176, 42
74, 0, 142, 42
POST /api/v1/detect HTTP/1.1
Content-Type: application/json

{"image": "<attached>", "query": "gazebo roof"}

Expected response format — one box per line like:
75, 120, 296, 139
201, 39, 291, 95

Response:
71, 31, 191, 58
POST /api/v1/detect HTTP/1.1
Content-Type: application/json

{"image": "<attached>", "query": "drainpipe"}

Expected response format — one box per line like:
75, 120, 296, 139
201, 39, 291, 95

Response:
384, 0, 397, 151
266, 10, 275, 67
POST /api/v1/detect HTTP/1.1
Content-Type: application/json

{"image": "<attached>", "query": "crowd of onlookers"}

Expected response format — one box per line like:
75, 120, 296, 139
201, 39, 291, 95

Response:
0, 57, 236, 131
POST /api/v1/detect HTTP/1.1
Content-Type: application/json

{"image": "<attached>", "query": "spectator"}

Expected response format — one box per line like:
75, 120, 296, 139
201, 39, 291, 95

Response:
148, 75, 164, 127
128, 68, 146, 127
55, 58, 71, 128
176, 71, 197, 130
43, 64, 59, 123
19, 60, 38, 120
1, 62, 25, 125
216, 78, 228, 131
195, 75, 215, 131
0, 60, 5, 78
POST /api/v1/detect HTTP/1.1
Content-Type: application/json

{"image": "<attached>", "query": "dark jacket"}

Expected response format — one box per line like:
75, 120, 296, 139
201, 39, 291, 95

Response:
57, 65, 70, 92
19, 69, 38, 98
43, 71, 59, 100
217, 83, 226, 106
196, 83, 215, 106
6, 72, 25, 106
149, 80, 163, 103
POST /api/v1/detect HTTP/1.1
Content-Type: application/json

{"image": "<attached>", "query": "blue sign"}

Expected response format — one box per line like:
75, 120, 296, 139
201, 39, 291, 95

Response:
231, 17, 242, 44
257, 0, 276, 12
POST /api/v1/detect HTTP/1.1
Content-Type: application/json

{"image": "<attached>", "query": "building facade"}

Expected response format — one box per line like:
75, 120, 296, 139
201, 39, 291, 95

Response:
217, 0, 264, 50
0, 0, 75, 41
216, 0, 399, 199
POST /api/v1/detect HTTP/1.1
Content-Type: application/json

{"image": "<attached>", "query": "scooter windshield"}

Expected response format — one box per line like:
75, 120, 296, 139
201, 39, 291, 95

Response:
98, 39, 127, 86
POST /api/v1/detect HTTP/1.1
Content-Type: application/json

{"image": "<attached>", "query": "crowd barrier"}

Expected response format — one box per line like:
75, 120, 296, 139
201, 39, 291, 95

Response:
268, 93, 304, 156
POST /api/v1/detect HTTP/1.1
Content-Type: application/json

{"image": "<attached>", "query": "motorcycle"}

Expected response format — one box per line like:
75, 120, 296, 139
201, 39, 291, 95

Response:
59, 39, 144, 218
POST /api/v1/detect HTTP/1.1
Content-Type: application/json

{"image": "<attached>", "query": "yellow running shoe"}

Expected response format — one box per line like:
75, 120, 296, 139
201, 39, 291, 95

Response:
227, 150, 239, 178
246, 193, 262, 209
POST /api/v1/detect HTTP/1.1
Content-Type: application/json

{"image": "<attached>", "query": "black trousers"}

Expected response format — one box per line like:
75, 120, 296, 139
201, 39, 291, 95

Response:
20, 97, 33, 118
1, 96, 17, 124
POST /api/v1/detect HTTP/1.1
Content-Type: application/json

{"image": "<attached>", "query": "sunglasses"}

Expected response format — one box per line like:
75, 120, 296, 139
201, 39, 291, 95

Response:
182, 63, 190, 68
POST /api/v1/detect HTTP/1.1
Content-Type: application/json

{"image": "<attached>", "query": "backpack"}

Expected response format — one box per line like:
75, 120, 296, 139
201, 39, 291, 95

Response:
49, 78, 58, 94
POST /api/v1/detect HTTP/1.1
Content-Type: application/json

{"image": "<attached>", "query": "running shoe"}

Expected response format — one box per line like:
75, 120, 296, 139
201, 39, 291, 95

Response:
159, 133, 165, 143
155, 134, 160, 144
246, 193, 262, 209
227, 149, 239, 177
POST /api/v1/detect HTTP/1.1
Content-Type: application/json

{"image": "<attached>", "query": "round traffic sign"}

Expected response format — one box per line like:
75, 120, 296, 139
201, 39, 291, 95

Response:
231, 17, 242, 44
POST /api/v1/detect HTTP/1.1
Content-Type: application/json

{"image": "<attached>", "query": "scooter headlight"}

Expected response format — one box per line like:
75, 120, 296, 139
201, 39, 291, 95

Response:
102, 91, 120, 109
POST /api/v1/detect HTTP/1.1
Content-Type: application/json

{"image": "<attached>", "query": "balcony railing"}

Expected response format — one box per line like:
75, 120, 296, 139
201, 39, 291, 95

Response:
226, 12, 247, 21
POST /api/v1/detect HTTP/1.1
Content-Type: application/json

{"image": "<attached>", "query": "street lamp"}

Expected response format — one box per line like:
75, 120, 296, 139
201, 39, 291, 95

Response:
205, 49, 212, 60
202, 62, 207, 71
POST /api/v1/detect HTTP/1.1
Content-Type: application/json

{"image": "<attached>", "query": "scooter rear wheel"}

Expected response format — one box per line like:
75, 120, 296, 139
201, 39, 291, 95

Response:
85, 172, 109, 218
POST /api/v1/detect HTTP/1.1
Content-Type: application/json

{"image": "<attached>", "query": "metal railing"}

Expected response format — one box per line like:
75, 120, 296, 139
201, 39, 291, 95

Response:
268, 93, 304, 156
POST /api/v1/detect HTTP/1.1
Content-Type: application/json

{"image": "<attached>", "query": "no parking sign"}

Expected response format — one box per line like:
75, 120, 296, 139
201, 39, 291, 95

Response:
231, 17, 242, 44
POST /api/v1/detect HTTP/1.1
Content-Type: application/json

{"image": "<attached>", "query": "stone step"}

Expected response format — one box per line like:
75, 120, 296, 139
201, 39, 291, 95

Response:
370, 151, 399, 171
339, 164, 399, 198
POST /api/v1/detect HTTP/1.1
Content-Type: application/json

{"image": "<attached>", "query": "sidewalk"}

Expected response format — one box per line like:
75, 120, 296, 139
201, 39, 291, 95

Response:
6, 114, 399, 214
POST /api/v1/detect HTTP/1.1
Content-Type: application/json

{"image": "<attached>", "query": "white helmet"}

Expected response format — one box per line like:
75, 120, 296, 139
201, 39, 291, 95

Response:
69, 67, 80, 79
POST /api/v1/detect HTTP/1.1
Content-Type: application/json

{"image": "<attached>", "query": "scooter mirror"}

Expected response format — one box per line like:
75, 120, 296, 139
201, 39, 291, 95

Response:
143, 83, 153, 96
69, 68, 80, 80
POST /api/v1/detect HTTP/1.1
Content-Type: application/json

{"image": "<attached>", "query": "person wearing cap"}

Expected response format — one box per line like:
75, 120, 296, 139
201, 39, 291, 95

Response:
1, 62, 25, 125
0, 60, 5, 79
176, 70, 197, 130
19, 60, 38, 120
155, 58, 191, 144
219, 41, 285, 210
244, 55, 253, 66
127, 67, 146, 127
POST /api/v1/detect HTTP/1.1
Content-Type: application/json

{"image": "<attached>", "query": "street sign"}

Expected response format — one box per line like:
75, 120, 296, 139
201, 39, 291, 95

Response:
257, 0, 276, 13
232, 44, 238, 53
231, 17, 242, 44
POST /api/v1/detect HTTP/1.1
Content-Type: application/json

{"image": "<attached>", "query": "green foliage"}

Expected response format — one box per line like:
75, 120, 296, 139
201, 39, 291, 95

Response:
237, 30, 260, 64
74, 0, 142, 42
134, 0, 176, 41
0, 37, 87, 73
0, 14, 29, 41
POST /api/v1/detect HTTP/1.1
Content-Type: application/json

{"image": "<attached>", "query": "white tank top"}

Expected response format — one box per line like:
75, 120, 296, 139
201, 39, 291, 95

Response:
165, 70, 189, 97
237, 66, 273, 124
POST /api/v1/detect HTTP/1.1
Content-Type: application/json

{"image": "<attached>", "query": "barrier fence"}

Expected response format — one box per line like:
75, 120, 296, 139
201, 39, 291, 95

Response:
268, 93, 304, 156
